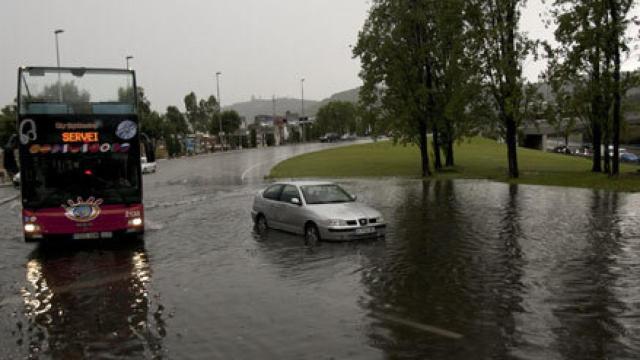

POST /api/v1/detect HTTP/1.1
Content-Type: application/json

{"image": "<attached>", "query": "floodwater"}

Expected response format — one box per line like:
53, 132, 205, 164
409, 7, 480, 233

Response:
1, 166, 640, 359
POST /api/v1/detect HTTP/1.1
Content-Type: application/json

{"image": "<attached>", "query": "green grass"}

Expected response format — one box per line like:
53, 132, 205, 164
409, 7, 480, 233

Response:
269, 137, 640, 192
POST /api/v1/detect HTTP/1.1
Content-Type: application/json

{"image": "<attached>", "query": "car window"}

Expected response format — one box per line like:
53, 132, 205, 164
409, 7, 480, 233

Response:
263, 184, 284, 200
279, 185, 300, 203
301, 184, 353, 204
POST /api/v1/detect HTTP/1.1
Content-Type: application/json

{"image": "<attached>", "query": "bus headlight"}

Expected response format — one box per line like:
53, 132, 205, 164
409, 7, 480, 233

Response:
24, 223, 40, 233
128, 217, 143, 227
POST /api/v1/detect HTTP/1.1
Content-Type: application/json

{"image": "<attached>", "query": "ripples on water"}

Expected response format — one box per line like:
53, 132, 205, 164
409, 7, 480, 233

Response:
357, 179, 640, 360
2, 178, 640, 359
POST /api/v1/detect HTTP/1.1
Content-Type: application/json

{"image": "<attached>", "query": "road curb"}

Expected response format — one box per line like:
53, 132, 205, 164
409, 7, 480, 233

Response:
0, 194, 18, 206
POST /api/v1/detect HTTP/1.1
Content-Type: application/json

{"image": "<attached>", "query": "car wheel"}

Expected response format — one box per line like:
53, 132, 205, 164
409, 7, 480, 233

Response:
304, 223, 320, 246
256, 214, 268, 234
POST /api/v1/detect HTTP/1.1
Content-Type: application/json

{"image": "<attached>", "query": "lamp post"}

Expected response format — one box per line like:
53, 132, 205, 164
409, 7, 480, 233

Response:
54, 29, 64, 101
300, 78, 305, 142
216, 71, 223, 150
300, 78, 305, 116
126, 55, 133, 70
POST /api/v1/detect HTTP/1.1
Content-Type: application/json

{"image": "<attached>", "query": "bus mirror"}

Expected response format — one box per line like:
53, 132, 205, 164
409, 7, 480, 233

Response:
2, 134, 19, 175
141, 133, 156, 163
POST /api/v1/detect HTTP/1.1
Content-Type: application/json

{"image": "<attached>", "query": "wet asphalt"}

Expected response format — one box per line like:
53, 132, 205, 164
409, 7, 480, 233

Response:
1, 143, 640, 359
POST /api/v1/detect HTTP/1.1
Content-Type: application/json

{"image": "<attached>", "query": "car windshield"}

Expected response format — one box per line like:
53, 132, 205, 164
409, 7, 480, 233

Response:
300, 184, 353, 204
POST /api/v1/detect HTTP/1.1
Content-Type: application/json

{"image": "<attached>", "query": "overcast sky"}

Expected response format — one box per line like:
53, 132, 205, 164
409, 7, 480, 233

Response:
0, 0, 638, 112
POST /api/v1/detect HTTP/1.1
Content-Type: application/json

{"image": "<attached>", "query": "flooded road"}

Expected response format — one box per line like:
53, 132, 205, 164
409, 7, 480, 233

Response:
1, 146, 640, 359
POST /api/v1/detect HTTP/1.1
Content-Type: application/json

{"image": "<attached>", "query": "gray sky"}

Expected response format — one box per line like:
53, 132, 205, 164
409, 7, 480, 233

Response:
0, 0, 638, 112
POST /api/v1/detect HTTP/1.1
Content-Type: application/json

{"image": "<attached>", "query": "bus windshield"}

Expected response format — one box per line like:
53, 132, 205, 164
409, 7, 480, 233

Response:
22, 152, 140, 208
19, 67, 136, 115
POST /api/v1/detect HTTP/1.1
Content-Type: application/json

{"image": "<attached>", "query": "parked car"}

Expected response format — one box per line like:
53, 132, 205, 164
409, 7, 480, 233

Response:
319, 133, 340, 143
341, 133, 357, 141
251, 181, 386, 245
141, 157, 157, 174
12, 172, 20, 187
620, 152, 639, 163
552, 145, 572, 154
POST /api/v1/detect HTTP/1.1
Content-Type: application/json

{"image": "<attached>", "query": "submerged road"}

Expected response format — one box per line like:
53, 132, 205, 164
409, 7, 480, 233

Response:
2, 140, 640, 359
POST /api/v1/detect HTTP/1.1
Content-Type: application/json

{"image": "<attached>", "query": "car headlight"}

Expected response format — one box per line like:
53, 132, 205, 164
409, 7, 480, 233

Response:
327, 219, 348, 227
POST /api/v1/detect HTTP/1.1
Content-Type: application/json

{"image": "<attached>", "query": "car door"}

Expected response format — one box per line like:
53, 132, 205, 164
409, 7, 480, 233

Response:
277, 185, 304, 234
260, 184, 284, 229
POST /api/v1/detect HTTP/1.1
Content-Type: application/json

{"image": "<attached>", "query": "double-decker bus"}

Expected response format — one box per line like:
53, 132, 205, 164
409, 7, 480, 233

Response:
3, 67, 154, 241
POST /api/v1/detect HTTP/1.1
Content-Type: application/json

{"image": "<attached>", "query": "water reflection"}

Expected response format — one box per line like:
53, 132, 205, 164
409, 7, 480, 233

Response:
18, 242, 166, 359
550, 191, 633, 359
361, 180, 504, 358
359, 179, 640, 359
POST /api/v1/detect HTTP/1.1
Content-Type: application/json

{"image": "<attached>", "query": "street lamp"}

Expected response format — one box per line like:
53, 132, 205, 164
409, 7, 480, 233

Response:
300, 78, 305, 142
54, 29, 64, 101
126, 55, 133, 70
301, 78, 305, 116
54, 29, 64, 68
216, 71, 223, 150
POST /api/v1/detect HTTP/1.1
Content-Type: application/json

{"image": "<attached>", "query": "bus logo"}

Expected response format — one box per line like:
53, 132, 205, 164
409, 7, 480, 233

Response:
62, 197, 103, 222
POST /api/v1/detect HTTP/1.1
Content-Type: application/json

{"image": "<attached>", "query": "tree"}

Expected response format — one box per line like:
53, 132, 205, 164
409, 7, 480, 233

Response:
606, 0, 637, 175
184, 92, 214, 133
184, 92, 198, 133
467, 0, 534, 178
131, 87, 163, 142
40, 81, 90, 102
315, 101, 357, 135
165, 106, 189, 135
0, 103, 17, 146
547, 0, 637, 175
199, 95, 218, 134
354, 0, 437, 177
222, 111, 242, 133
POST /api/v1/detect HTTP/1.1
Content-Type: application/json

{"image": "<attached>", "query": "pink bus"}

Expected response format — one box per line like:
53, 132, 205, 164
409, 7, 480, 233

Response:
4, 67, 154, 241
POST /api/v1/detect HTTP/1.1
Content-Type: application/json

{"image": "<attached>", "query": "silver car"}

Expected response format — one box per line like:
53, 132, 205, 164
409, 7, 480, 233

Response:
251, 181, 386, 244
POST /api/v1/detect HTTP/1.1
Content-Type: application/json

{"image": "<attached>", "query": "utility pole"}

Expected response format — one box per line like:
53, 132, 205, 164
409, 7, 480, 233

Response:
54, 29, 64, 101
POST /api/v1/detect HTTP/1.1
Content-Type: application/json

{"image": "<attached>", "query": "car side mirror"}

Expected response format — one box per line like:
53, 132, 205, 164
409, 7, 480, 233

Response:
291, 197, 301, 206
350, 194, 357, 201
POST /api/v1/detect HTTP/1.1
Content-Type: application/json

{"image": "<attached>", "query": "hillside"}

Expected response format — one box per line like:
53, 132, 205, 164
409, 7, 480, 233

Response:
226, 87, 361, 122
224, 97, 319, 123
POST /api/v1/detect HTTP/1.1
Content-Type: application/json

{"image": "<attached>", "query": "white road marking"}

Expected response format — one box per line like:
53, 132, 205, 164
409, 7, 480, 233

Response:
240, 156, 291, 183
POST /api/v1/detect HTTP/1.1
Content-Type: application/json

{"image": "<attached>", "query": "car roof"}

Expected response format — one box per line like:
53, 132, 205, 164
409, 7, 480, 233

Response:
271, 180, 335, 187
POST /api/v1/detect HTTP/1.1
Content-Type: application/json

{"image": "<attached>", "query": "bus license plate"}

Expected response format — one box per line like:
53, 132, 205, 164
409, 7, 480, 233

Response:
74, 233, 100, 240
356, 227, 375, 235
73, 232, 113, 240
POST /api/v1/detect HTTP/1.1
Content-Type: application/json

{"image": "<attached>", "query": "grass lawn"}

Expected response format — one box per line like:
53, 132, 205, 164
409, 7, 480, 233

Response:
269, 137, 640, 192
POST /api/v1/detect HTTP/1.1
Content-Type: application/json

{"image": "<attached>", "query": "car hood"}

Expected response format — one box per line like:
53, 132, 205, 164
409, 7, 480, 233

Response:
306, 202, 381, 220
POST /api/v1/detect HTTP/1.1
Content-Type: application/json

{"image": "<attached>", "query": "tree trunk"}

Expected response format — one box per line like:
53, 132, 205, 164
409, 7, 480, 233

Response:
604, 138, 611, 175
446, 139, 454, 167
505, 115, 519, 178
419, 120, 431, 177
610, 0, 621, 176
504, 4, 519, 178
433, 125, 442, 170
592, 122, 602, 172
445, 121, 454, 167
